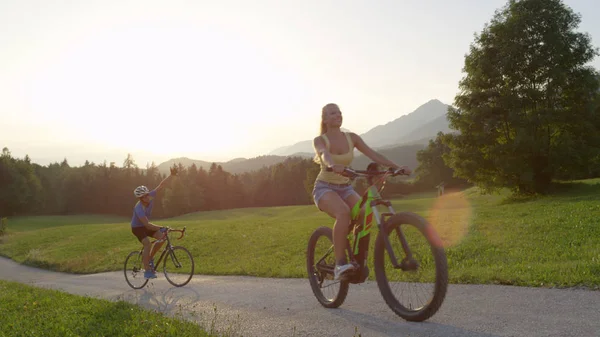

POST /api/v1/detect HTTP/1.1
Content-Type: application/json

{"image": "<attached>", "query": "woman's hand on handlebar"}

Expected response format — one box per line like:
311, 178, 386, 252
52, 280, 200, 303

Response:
392, 166, 411, 176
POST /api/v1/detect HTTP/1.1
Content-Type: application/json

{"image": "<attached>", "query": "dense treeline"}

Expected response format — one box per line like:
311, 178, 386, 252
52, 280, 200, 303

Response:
0, 148, 327, 218
0, 148, 429, 218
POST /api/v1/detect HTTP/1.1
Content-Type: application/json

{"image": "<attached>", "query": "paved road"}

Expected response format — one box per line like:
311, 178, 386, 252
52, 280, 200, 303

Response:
1, 257, 598, 337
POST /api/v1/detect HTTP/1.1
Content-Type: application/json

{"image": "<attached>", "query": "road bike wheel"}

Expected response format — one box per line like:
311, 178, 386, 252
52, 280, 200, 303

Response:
374, 212, 448, 322
306, 226, 349, 308
124, 251, 149, 289
163, 246, 195, 287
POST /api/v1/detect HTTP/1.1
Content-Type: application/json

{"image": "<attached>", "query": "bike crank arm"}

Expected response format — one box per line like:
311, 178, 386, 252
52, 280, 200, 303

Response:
316, 263, 335, 275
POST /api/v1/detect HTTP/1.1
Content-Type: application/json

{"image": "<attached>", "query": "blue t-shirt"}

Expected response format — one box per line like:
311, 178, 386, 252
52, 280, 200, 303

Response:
131, 189, 158, 228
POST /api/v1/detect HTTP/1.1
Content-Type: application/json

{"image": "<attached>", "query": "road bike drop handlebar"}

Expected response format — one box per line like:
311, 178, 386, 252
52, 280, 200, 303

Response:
154, 226, 187, 243
170, 227, 187, 240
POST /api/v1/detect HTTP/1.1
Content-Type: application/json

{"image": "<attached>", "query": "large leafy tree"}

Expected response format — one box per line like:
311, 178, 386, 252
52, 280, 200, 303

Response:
445, 0, 600, 194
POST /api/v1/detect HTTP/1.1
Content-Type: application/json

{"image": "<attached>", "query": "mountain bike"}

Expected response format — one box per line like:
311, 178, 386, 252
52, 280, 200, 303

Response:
124, 226, 195, 289
306, 164, 448, 322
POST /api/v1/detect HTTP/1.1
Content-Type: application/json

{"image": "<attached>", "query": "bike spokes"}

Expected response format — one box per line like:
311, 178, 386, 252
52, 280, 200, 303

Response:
163, 246, 194, 287
124, 251, 149, 289
314, 242, 337, 291
307, 226, 349, 308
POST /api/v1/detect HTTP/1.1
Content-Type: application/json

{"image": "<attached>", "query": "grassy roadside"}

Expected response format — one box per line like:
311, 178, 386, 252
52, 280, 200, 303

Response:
0, 280, 213, 337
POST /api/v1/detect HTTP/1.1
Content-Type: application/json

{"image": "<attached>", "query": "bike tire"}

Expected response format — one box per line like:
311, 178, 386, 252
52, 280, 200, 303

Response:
374, 212, 448, 322
124, 251, 149, 289
163, 246, 195, 287
306, 226, 349, 308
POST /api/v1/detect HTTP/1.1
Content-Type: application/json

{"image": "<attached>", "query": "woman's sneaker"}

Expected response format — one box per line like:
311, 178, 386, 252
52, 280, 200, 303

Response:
334, 263, 355, 281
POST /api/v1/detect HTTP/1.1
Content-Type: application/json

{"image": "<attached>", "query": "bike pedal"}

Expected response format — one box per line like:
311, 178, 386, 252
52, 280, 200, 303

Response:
337, 269, 358, 282
336, 274, 352, 282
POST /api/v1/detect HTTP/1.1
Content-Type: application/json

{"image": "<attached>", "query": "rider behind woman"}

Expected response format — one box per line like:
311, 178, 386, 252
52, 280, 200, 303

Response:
312, 103, 410, 280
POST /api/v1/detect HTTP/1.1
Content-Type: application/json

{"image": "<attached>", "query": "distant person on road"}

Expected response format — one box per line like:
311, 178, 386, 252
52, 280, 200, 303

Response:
131, 166, 178, 279
311, 103, 411, 281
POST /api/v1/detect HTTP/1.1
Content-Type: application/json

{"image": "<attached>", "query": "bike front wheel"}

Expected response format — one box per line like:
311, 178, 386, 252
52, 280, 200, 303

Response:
306, 226, 349, 308
163, 246, 195, 287
374, 212, 448, 322
124, 251, 149, 289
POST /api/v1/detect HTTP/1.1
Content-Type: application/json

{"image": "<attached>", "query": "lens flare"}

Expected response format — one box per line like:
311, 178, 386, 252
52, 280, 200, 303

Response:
426, 190, 473, 248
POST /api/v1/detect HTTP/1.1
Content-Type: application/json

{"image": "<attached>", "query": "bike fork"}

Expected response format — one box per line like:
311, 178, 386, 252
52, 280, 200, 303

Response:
374, 209, 417, 271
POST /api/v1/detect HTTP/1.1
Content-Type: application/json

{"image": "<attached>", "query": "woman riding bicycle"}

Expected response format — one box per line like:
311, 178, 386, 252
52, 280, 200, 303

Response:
312, 103, 411, 280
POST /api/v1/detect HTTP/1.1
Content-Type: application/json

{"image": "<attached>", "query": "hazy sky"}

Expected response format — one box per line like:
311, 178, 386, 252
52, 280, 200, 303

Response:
2, 0, 599, 167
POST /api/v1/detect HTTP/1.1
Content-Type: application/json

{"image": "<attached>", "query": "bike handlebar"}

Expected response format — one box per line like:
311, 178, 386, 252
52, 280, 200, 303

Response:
158, 226, 187, 240
171, 227, 186, 240
325, 166, 409, 179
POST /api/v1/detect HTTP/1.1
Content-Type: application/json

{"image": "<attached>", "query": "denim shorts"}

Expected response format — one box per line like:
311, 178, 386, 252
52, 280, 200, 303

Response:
312, 180, 358, 209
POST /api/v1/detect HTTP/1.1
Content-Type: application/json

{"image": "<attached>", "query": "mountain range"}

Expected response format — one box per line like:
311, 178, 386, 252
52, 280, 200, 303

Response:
268, 99, 451, 155
157, 99, 453, 175
156, 155, 310, 175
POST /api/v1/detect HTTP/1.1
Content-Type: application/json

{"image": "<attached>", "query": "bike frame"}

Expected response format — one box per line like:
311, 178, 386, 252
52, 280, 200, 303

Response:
343, 169, 409, 273
142, 228, 186, 271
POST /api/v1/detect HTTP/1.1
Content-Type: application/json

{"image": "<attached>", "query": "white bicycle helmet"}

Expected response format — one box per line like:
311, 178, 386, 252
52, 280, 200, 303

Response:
134, 185, 150, 198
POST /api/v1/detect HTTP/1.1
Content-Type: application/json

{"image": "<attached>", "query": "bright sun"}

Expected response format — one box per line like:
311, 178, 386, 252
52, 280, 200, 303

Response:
22, 19, 307, 160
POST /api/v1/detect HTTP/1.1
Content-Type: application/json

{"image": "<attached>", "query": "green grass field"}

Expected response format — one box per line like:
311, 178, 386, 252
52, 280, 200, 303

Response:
0, 280, 213, 337
1, 180, 599, 289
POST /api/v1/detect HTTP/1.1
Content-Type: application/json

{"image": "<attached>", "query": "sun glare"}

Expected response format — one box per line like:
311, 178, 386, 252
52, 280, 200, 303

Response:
426, 190, 473, 248
17, 18, 313, 160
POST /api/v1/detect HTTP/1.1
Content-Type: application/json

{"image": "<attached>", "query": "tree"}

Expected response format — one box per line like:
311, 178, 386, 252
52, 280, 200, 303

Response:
123, 153, 137, 169
415, 132, 468, 189
1, 147, 11, 159
146, 161, 159, 180
445, 0, 600, 194
0, 151, 43, 215
162, 178, 190, 217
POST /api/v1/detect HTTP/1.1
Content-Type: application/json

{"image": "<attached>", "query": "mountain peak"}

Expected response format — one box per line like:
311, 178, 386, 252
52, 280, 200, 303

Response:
415, 98, 446, 110
357, 99, 450, 148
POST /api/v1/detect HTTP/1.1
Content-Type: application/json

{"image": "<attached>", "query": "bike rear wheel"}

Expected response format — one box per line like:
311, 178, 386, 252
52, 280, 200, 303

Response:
374, 212, 448, 322
306, 226, 349, 308
163, 246, 195, 287
124, 251, 149, 289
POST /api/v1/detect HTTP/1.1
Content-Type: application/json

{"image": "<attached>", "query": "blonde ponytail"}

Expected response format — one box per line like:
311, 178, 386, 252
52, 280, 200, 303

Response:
313, 103, 338, 163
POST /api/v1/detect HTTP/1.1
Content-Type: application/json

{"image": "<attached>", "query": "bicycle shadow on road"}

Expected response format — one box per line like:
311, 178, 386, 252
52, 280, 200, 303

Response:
329, 308, 500, 337
116, 284, 243, 336
118, 283, 202, 315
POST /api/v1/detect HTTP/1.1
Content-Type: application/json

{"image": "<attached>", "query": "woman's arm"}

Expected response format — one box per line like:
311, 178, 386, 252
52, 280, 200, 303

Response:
351, 133, 410, 172
313, 136, 344, 173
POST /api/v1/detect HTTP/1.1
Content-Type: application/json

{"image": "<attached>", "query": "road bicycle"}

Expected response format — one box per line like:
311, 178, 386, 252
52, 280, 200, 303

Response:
124, 226, 194, 289
306, 164, 448, 322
